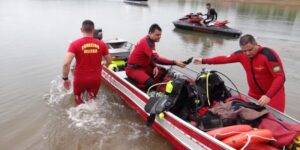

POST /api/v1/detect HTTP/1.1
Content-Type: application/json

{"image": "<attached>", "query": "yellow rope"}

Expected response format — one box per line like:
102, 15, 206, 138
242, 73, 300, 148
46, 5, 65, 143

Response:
206, 72, 211, 106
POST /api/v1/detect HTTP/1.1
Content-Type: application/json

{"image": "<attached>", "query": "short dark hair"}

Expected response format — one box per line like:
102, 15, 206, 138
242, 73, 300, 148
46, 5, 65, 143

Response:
82, 20, 95, 33
239, 34, 257, 46
148, 24, 162, 33
206, 3, 211, 7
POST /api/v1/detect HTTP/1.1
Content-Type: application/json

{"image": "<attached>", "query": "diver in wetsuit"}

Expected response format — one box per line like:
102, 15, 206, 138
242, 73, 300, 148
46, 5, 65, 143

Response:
200, 3, 218, 27
125, 24, 186, 90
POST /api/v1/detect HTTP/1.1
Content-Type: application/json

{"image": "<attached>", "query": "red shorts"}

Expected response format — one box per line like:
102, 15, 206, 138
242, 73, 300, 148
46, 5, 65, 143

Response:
73, 71, 101, 104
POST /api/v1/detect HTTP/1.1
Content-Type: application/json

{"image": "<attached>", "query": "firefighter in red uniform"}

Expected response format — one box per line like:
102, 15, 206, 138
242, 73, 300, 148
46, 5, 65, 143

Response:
194, 34, 286, 112
62, 20, 112, 105
126, 24, 186, 90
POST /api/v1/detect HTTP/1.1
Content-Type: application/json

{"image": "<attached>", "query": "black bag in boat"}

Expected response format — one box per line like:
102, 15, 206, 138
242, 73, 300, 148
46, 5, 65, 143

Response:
144, 78, 196, 126
195, 71, 231, 106
144, 96, 170, 114
144, 78, 191, 114
168, 81, 198, 120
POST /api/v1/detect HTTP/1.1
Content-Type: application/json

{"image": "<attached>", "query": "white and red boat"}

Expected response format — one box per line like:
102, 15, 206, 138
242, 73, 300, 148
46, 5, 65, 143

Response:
102, 39, 300, 150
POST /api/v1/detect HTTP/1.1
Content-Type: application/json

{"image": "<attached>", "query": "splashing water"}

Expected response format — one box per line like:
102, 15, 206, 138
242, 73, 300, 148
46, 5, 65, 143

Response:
43, 76, 73, 108
67, 96, 111, 132
41, 76, 172, 150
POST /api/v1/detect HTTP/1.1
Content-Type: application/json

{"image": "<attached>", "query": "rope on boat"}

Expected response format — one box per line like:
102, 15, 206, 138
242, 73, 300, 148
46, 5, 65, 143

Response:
206, 72, 211, 106
240, 134, 276, 150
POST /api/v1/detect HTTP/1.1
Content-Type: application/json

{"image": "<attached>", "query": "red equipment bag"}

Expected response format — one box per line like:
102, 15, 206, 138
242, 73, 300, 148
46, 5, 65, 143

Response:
258, 113, 300, 148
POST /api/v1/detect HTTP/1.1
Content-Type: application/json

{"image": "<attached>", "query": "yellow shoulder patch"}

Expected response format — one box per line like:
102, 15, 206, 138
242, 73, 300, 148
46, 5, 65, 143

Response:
273, 66, 280, 72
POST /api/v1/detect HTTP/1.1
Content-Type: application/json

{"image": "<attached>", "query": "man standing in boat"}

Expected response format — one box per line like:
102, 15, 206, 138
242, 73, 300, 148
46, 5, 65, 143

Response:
194, 34, 286, 112
62, 20, 112, 104
200, 3, 218, 27
126, 24, 186, 90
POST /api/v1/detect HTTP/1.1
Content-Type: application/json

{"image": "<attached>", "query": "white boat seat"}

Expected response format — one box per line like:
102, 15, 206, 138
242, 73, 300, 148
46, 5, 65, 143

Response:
114, 71, 127, 79
114, 70, 145, 89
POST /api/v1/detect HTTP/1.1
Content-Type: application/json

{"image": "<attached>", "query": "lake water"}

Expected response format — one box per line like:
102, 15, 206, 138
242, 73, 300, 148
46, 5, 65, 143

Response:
0, 0, 299, 149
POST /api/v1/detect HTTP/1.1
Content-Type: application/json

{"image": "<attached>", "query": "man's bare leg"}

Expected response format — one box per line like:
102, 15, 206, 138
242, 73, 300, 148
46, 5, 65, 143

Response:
200, 20, 206, 27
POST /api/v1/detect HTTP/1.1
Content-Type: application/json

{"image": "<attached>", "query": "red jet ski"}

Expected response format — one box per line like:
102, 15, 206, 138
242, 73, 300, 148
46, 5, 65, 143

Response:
173, 13, 242, 37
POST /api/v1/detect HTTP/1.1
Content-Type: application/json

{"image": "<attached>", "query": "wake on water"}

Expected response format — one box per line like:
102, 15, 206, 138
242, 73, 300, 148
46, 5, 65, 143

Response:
41, 76, 164, 150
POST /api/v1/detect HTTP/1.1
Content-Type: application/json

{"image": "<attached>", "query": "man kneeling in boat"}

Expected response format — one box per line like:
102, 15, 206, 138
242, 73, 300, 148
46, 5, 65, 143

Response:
126, 24, 186, 90
62, 20, 112, 104
194, 34, 286, 112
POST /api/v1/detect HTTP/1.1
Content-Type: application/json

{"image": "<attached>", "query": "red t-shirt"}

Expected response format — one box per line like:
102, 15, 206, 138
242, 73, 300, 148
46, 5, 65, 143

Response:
68, 37, 109, 74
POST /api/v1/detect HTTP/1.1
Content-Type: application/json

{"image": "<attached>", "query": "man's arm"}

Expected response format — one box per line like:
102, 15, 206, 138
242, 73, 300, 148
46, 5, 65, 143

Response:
101, 42, 112, 67
103, 54, 112, 67
62, 52, 75, 78
195, 50, 242, 65
62, 52, 75, 90
151, 51, 186, 67
151, 51, 176, 65
213, 9, 218, 21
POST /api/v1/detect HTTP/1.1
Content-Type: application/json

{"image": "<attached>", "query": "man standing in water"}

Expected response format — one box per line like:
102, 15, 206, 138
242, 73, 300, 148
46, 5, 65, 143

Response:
62, 20, 112, 104
194, 34, 286, 112
126, 24, 186, 90
200, 3, 218, 27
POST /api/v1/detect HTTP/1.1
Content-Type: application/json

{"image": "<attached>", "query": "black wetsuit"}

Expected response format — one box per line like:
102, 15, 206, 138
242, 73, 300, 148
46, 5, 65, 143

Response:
204, 8, 218, 24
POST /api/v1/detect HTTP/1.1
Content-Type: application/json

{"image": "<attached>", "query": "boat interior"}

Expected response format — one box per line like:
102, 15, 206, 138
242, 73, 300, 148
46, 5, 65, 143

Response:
105, 39, 300, 149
